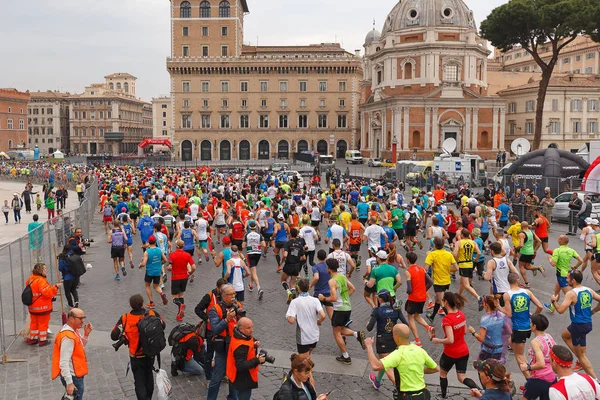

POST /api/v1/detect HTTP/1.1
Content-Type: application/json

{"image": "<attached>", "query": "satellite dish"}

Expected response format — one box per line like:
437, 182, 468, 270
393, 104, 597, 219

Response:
511, 138, 531, 156
442, 138, 457, 155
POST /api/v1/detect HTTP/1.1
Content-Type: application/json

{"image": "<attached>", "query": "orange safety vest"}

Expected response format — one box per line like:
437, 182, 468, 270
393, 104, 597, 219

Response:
205, 292, 218, 331
226, 334, 258, 384
26, 275, 58, 315
122, 310, 156, 357
51, 328, 89, 379
210, 302, 241, 339
180, 332, 203, 361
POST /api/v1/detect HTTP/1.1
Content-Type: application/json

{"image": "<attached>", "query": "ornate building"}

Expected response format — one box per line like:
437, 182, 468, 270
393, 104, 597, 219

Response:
360, 0, 505, 160
0, 89, 29, 152
28, 91, 71, 155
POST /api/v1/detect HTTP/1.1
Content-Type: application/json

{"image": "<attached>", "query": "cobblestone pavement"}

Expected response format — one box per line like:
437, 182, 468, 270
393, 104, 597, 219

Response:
0, 207, 598, 399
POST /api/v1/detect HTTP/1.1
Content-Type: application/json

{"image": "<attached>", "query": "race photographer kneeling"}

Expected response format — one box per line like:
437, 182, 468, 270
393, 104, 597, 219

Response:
168, 322, 205, 377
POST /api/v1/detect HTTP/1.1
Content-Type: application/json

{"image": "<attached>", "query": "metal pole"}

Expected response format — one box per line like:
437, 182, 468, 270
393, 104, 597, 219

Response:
8, 245, 17, 337
0, 258, 6, 364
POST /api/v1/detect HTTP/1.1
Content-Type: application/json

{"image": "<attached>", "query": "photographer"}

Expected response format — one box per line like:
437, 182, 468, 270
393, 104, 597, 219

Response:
110, 294, 165, 400
226, 317, 267, 400
207, 284, 244, 400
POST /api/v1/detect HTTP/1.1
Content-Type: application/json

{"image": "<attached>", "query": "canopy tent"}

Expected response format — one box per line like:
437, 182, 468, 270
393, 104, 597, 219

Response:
138, 138, 172, 149
53, 150, 64, 159
505, 148, 589, 178
0, 152, 8, 159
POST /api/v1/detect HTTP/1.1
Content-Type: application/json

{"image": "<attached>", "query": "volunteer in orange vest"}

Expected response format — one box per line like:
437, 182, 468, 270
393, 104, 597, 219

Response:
51, 308, 92, 399
110, 294, 164, 400
26, 262, 60, 346
226, 317, 265, 400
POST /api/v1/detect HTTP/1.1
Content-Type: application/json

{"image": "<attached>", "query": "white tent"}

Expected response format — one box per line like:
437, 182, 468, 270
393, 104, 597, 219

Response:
53, 150, 65, 159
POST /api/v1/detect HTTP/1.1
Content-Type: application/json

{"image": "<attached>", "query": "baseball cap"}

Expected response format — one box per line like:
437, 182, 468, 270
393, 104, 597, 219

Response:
592, 219, 600, 226
249, 220, 257, 228
377, 289, 392, 302
222, 236, 231, 244
586, 217, 593, 224
277, 214, 285, 220
148, 235, 156, 244
391, 200, 398, 206
376, 250, 388, 259
13, 193, 17, 196
472, 228, 481, 237
368, 246, 379, 255
473, 359, 505, 382
265, 210, 271, 215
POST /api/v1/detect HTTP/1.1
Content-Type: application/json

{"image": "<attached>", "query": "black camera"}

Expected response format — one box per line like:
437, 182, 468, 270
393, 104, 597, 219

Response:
259, 349, 275, 364
112, 335, 128, 352
230, 304, 246, 318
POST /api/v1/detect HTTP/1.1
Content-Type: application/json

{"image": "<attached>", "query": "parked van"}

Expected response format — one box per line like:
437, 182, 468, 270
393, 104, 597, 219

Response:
434, 155, 486, 186
406, 161, 434, 185
319, 154, 335, 166
345, 150, 363, 164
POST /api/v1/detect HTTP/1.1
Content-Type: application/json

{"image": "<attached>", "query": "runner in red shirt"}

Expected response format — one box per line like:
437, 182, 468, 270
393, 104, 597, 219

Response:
169, 240, 197, 321
230, 215, 246, 249
404, 252, 435, 347
532, 209, 553, 256
431, 292, 479, 398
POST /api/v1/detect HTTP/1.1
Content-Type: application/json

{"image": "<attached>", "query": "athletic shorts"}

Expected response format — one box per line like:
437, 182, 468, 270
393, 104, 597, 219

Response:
405, 227, 417, 237
331, 310, 352, 328
215, 224, 226, 229
129, 212, 139, 220
478, 350, 502, 362
232, 239, 243, 249
524, 378, 556, 400
585, 248, 594, 254
103, 216, 113, 222
275, 241, 286, 249
499, 220, 508, 228
263, 233, 273, 242
359, 218, 368, 225
568, 322, 593, 347
198, 240, 208, 249
349, 244, 361, 253
511, 330, 532, 344
459, 267, 474, 278
144, 274, 161, 285
185, 249, 194, 257
439, 353, 469, 373
283, 263, 301, 277
364, 284, 377, 294
171, 278, 188, 295
520, 254, 534, 264
297, 342, 317, 354
394, 228, 405, 240
540, 237, 549, 243
311, 220, 320, 227
376, 335, 397, 354
434, 284, 450, 293
111, 247, 125, 259
405, 300, 425, 315
236, 290, 245, 302
556, 273, 569, 288
247, 254, 261, 267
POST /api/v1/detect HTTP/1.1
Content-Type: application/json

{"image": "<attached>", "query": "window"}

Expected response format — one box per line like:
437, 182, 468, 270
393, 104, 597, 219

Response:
200, 1, 211, 18
299, 81, 307, 92
338, 114, 347, 128
202, 26, 209, 36
509, 121, 516, 135
221, 46, 228, 57
221, 81, 229, 92
587, 53, 595, 60
241, 99, 247, 108
240, 82, 248, 92
182, 114, 191, 129
586, 67, 594, 74
319, 81, 327, 92
259, 114, 269, 128
339, 99, 345, 108
107, 111, 111, 118
163, 121, 167, 126
563, 57, 571, 64
183, 99, 189, 108
279, 115, 288, 128
279, 81, 288, 92
219, 1, 230, 17
82, 111, 87, 119
589, 120, 598, 134
183, 46, 189, 57
202, 81, 210, 92
589, 100, 598, 112
523, 66, 530, 72
48, 128, 53, 135
261, 99, 267, 107
299, 99, 306, 107
81, 128, 86, 137
574, 69, 581, 74
99, 111, 104, 119
444, 64, 459, 81
201, 114, 211, 128
552, 99, 559, 112
180, 1, 191, 18
571, 99, 582, 112
260, 81, 268, 92
46, 108, 52, 115
240, 114, 249, 128
550, 121, 560, 134
220, 114, 230, 128
320, 99, 326, 107
298, 115, 308, 128
525, 100, 535, 112
318, 114, 327, 128
339, 81, 347, 92
525, 121, 534, 134
222, 99, 228, 108
222, 27, 228, 36
183, 27, 189, 36
90, 128, 95, 137
203, 99, 209, 107
576, 55, 581, 62
508, 102, 517, 113
573, 119, 582, 133
182, 81, 190, 92
90, 112, 95, 120
162, 130, 168, 136
515, 52, 521, 58
18, 119, 24, 129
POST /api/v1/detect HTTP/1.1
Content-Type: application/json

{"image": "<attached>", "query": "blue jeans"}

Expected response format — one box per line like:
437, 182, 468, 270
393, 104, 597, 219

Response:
13, 209, 20, 222
206, 350, 238, 400
235, 389, 252, 400
60, 376, 84, 400
183, 358, 204, 375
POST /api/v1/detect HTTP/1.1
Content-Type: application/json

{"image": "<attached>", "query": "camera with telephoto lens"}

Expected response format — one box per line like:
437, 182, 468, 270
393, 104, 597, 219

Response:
112, 326, 128, 351
259, 349, 275, 364
229, 304, 246, 318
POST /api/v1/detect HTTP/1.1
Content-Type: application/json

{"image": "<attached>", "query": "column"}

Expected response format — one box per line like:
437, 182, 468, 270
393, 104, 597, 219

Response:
424, 107, 431, 150
382, 109, 387, 148
360, 111, 365, 150
565, 97, 571, 135
432, 108, 439, 150
583, 97, 588, 134
492, 107, 499, 151
499, 108, 506, 150
465, 108, 472, 151
403, 107, 410, 149
472, 108, 479, 150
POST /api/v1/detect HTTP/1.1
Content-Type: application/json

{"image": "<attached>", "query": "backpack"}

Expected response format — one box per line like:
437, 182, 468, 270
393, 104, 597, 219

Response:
67, 254, 87, 277
21, 278, 41, 306
168, 323, 196, 365
137, 311, 166, 359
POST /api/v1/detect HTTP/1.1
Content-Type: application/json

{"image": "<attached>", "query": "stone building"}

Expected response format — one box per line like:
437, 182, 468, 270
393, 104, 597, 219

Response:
360, 0, 506, 160
27, 91, 71, 155
151, 96, 172, 151
0, 89, 29, 152
167, 0, 362, 161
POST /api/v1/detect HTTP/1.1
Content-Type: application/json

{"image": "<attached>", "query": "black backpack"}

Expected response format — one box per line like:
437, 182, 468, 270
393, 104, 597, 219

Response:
168, 323, 196, 365
66, 254, 86, 277
137, 311, 166, 359
21, 278, 41, 306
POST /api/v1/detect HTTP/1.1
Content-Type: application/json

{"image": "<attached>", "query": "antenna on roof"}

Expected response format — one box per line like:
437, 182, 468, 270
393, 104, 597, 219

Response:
373, 19, 376, 28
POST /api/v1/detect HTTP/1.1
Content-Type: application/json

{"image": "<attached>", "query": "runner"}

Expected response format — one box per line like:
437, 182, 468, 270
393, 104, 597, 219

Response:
517, 222, 545, 288
520, 314, 556, 400
453, 228, 484, 311
273, 214, 290, 270
544, 235, 583, 313
425, 237, 458, 323
347, 214, 365, 270
280, 228, 307, 302
195, 212, 211, 264
327, 238, 355, 278
404, 252, 435, 347
310, 250, 333, 319
242, 220, 266, 300
299, 215, 319, 271
224, 246, 251, 305
484, 242, 519, 307
138, 235, 170, 308
468, 295, 512, 363
168, 240, 196, 321
107, 220, 128, 280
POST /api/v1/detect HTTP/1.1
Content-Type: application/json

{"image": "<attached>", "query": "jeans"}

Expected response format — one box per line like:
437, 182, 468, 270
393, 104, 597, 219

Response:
60, 376, 84, 400
204, 331, 214, 379
13, 209, 20, 222
183, 358, 204, 375
207, 350, 237, 400
131, 356, 154, 400
3, 212, 7, 223
63, 277, 80, 307
235, 389, 252, 400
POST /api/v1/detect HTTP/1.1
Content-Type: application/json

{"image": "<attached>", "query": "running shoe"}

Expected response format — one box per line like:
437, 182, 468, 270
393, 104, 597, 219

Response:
160, 292, 168, 305
451, 273, 456, 281
335, 355, 352, 365
262, 253, 267, 258
130, 261, 135, 269
357, 256, 362, 267
543, 302, 555, 313
412, 338, 423, 347
162, 273, 168, 283
532, 268, 538, 277
357, 331, 366, 350
217, 240, 220, 245
438, 308, 446, 316
121, 266, 127, 277
519, 282, 531, 289
369, 373, 381, 389
115, 274, 120, 281
248, 283, 254, 292
426, 301, 435, 310
258, 289, 264, 300
205, 256, 210, 262
538, 266, 546, 277
417, 241, 423, 250
427, 326, 436, 341
573, 361, 582, 372
198, 257, 202, 264
146, 302, 156, 309
178, 304, 186, 320
286, 290, 294, 304
478, 296, 484, 312
189, 274, 194, 283
276, 266, 282, 273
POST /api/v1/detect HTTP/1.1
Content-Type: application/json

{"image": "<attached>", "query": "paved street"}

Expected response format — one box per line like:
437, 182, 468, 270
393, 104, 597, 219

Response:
0, 201, 598, 399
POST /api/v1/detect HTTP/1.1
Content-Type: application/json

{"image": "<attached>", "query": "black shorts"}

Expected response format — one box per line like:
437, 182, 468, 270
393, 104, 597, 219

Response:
359, 218, 368, 225
511, 330, 532, 344
236, 290, 245, 302
540, 237, 548, 243
594, 253, 600, 263
394, 228, 405, 240
405, 227, 417, 237
519, 254, 534, 264
111, 247, 125, 259
405, 300, 425, 315
283, 263, 301, 277
524, 378, 556, 400
364, 284, 377, 294
311, 220, 320, 227
376, 335, 397, 354
459, 267, 473, 278
349, 244, 361, 252
434, 284, 450, 293
568, 322, 593, 347
144, 274, 161, 285
499, 220, 508, 228
232, 239, 243, 249
331, 310, 352, 327
263, 233, 273, 242
297, 342, 317, 354
275, 241, 286, 249
171, 278, 188, 295
247, 254, 261, 267
185, 249, 194, 257
129, 212, 139, 220
439, 353, 469, 373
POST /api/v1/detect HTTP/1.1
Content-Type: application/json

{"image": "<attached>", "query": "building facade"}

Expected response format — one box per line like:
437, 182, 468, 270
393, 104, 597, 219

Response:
498, 75, 600, 152
360, 0, 505, 160
0, 89, 29, 152
167, 0, 362, 161
151, 96, 173, 150
68, 74, 152, 155
27, 91, 71, 155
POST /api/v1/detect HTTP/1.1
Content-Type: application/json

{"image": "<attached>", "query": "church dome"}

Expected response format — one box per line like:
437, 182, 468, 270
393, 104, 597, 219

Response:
365, 28, 381, 45
381, 0, 476, 37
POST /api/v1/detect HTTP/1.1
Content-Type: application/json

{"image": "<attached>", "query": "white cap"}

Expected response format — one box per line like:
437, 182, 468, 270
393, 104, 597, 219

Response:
592, 219, 600, 226
586, 217, 593, 224
376, 250, 388, 259
391, 200, 398, 206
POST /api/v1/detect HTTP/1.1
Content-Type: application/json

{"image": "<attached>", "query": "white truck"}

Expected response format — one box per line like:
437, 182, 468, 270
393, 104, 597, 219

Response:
433, 154, 487, 187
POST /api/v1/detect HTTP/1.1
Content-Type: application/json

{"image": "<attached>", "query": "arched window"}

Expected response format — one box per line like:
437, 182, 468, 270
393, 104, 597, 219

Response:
278, 140, 289, 159
258, 140, 270, 160
124, 82, 129, 93
404, 62, 413, 80
109, 83, 114, 90
116, 83, 122, 90
200, 140, 212, 161
200, 1, 211, 18
316, 140, 328, 155
220, 140, 231, 160
219, 1, 230, 17
8, 140, 12, 149
180, 1, 191, 18
297, 140, 309, 153
239, 140, 250, 160
480, 131, 490, 149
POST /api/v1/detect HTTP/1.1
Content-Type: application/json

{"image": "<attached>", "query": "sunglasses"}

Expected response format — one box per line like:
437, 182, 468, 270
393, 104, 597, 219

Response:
72, 315, 86, 320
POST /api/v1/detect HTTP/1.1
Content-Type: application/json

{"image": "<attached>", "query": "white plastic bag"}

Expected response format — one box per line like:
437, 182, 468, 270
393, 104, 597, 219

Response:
156, 368, 172, 400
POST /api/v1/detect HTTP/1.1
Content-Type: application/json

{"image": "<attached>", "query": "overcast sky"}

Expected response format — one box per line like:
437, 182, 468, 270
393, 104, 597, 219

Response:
1, 0, 506, 101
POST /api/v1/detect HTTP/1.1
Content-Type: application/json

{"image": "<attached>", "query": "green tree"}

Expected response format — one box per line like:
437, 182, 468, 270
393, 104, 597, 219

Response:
480, 0, 598, 150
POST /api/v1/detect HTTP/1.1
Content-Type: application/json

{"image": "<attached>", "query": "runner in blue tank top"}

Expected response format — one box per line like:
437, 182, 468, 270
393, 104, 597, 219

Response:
177, 220, 198, 257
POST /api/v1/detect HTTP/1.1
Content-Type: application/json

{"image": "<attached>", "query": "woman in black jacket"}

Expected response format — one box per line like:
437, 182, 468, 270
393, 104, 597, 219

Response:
277, 353, 328, 400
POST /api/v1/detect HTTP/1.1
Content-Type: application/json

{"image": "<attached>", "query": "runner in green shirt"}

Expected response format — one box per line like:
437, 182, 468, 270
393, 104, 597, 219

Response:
366, 250, 402, 295
545, 235, 583, 313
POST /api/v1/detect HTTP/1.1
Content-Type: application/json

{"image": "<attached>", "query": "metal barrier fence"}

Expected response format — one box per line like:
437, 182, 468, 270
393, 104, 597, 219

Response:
0, 174, 97, 363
